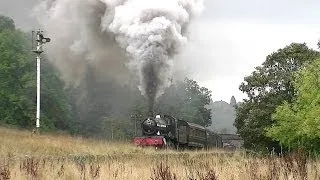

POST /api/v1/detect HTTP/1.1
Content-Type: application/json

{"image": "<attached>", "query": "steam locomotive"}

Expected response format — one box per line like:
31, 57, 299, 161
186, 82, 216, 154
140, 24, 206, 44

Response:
133, 114, 223, 150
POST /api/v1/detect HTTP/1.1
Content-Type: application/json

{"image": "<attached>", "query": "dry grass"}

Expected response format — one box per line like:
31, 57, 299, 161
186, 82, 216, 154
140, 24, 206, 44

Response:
0, 127, 319, 180
0, 127, 157, 157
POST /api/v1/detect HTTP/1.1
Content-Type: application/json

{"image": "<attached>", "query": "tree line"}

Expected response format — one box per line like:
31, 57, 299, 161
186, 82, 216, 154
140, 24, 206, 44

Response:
235, 42, 320, 153
0, 15, 212, 139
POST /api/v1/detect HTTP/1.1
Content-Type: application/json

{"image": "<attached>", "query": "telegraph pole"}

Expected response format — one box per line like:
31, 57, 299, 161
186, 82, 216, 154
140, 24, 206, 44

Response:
31, 30, 50, 133
135, 116, 137, 136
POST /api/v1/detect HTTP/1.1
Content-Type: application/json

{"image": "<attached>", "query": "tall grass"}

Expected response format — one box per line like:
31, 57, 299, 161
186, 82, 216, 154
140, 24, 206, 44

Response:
0, 127, 319, 179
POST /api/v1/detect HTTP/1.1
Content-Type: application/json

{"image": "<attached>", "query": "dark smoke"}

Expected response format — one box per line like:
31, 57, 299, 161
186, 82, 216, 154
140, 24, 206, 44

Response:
141, 46, 170, 116
33, 0, 204, 113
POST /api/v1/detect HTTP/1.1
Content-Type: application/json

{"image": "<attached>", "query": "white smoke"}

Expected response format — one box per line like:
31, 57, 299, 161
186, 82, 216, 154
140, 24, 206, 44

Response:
33, 0, 204, 110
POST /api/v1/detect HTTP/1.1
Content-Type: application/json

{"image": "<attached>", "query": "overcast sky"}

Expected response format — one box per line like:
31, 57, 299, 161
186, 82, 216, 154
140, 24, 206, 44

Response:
1, 0, 320, 102
180, 0, 320, 102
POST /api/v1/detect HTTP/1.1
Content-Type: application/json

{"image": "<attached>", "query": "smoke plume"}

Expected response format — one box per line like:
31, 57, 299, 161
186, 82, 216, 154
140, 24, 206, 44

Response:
33, 0, 203, 113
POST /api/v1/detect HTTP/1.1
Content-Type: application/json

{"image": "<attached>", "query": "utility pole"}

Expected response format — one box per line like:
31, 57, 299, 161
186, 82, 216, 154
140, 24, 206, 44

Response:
31, 30, 50, 133
135, 116, 137, 136
130, 114, 137, 136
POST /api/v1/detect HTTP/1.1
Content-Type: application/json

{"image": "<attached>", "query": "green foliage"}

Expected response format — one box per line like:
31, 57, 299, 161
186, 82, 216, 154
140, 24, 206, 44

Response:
0, 15, 15, 32
39, 57, 74, 131
101, 115, 135, 140
0, 29, 34, 127
155, 78, 212, 127
267, 58, 320, 151
235, 43, 320, 152
80, 77, 213, 139
0, 15, 73, 132
68, 66, 135, 137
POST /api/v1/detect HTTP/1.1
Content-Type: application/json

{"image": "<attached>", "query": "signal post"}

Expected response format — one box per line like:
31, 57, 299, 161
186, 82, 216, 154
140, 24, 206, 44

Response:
31, 30, 50, 133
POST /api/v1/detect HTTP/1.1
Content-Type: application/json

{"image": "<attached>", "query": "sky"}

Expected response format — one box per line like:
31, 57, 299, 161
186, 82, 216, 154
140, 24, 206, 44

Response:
176, 0, 320, 102
1, 0, 320, 102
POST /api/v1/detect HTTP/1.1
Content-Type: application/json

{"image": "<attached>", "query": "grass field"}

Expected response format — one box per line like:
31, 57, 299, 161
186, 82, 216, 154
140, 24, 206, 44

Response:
0, 127, 319, 180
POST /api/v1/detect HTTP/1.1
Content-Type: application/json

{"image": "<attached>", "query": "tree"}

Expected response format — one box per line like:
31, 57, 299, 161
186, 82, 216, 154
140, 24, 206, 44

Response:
0, 15, 15, 32
101, 115, 135, 140
234, 43, 320, 152
0, 28, 34, 127
0, 15, 74, 131
266, 58, 320, 151
37, 57, 75, 131
69, 66, 137, 137
155, 78, 212, 127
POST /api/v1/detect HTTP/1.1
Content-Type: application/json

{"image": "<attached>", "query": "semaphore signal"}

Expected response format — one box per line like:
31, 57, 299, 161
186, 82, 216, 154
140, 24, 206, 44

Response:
31, 29, 51, 133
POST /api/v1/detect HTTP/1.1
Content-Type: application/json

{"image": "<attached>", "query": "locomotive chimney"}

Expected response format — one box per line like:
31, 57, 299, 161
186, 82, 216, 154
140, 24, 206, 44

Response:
148, 109, 154, 118
148, 102, 154, 118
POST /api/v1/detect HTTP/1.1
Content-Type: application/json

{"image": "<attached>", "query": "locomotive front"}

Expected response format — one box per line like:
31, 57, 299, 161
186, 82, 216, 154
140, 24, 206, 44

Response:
141, 115, 168, 136
133, 115, 169, 148
141, 117, 157, 135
